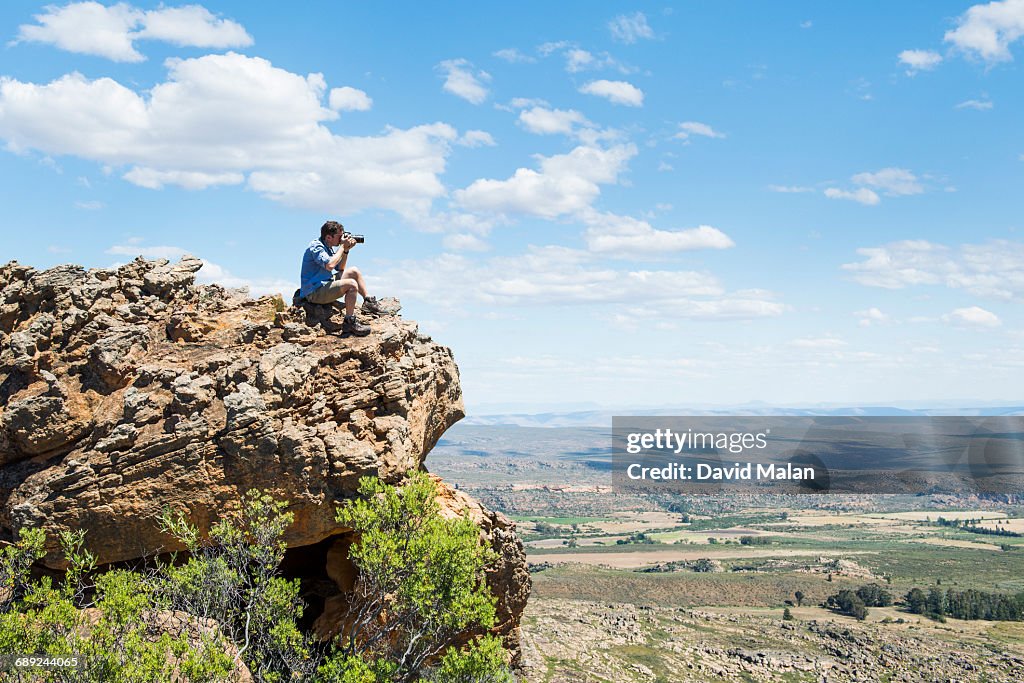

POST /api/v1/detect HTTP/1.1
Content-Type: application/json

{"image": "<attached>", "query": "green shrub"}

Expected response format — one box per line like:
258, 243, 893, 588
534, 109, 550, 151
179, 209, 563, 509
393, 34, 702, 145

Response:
0, 527, 233, 683
158, 491, 315, 682
330, 472, 508, 681
856, 583, 893, 607
425, 635, 514, 683
825, 589, 868, 620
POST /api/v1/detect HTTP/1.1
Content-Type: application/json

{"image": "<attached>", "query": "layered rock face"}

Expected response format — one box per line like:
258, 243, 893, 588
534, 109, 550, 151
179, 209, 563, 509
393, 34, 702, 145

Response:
0, 256, 529, 657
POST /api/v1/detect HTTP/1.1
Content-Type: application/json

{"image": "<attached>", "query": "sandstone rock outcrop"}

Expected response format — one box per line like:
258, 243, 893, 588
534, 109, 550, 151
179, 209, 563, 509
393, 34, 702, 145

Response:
0, 256, 529, 659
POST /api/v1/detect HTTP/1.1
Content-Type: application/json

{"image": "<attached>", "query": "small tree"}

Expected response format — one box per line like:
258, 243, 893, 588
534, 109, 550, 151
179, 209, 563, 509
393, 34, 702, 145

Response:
926, 587, 945, 617
330, 472, 508, 681
905, 588, 927, 615
794, 591, 805, 607
692, 558, 718, 573
856, 583, 893, 607
782, 607, 794, 621
825, 589, 868, 621
158, 491, 316, 682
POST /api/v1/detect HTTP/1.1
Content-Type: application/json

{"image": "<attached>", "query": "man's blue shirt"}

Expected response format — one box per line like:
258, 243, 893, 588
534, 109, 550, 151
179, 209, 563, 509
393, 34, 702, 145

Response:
300, 239, 337, 298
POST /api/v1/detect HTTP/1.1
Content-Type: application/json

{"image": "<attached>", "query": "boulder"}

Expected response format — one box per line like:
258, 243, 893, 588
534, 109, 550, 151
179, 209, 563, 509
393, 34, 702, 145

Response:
0, 256, 529, 662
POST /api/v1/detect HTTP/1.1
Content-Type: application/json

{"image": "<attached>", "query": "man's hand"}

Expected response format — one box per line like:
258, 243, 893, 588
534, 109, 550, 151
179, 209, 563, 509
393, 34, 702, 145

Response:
326, 236, 355, 271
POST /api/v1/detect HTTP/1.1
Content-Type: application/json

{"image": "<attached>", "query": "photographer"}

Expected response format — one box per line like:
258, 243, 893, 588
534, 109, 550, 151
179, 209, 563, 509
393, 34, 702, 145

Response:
299, 220, 384, 337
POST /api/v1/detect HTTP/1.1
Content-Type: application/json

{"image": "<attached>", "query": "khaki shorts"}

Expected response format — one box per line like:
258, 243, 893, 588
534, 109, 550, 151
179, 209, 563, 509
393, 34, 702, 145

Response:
305, 278, 353, 304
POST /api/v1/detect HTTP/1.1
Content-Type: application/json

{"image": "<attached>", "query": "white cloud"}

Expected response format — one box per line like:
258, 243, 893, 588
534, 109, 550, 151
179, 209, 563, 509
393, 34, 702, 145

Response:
842, 239, 1024, 300
943, 306, 1002, 327
608, 12, 654, 44
898, 49, 943, 74
534, 42, 631, 74
790, 336, 847, 349
376, 247, 782, 319
437, 59, 490, 104
581, 209, 734, 256
562, 48, 627, 74
409, 210, 497, 238
851, 168, 924, 196
767, 184, 814, 193
508, 97, 549, 109
0, 53, 457, 217
456, 130, 496, 147
537, 40, 572, 56
566, 48, 595, 73
493, 48, 535, 63
953, 240, 1024, 298
825, 167, 922, 205
193, 259, 294, 297
944, 0, 1024, 63
579, 79, 644, 106
955, 98, 994, 110
800, 20, 814, 29
854, 307, 891, 327
442, 233, 489, 251
73, 199, 104, 210
675, 121, 726, 141
123, 167, 245, 190
17, 1, 141, 61
135, 5, 252, 48
328, 86, 372, 112
517, 107, 590, 135
842, 240, 954, 288
454, 144, 636, 219
15, 2, 251, 62
824, 187, 880, 205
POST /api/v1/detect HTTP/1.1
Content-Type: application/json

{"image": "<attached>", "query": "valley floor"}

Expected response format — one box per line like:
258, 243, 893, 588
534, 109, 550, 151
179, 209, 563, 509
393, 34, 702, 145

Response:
521, 596, 1024, 682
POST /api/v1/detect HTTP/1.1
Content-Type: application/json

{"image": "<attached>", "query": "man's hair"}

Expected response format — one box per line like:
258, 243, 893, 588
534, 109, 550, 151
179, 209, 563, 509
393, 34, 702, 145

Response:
320, 220, 344, 240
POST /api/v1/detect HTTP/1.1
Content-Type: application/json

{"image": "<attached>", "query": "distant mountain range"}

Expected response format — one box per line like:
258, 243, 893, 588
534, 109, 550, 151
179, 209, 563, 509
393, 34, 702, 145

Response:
462, 404, 1024, 428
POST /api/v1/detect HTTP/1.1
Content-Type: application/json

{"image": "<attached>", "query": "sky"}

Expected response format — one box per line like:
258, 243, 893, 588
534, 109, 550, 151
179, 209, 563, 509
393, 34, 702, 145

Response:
0, 1, 1022, 413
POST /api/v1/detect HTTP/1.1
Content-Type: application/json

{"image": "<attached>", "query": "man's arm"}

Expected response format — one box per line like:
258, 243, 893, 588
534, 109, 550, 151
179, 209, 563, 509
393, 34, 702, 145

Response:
326, 237, 357, 271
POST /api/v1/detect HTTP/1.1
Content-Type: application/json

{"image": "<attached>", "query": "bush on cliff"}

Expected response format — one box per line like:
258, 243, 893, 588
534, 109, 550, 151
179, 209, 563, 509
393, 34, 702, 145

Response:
321, 471, 511, 682
158, 491, 316, 681
0, 527, 234, 682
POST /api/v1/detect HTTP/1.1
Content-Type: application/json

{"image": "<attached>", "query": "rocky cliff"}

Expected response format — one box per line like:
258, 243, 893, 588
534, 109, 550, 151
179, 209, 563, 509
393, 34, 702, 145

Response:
0, 256, 529, 660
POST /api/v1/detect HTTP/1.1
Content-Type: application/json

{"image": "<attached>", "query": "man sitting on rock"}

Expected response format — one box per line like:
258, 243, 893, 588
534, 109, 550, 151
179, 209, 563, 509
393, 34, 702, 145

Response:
298, 221, 385, 337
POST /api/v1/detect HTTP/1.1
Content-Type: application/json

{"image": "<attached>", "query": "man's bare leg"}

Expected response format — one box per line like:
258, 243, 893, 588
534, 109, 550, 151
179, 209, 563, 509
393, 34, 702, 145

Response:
341, 282, 357, 316
340, 266, 369, 299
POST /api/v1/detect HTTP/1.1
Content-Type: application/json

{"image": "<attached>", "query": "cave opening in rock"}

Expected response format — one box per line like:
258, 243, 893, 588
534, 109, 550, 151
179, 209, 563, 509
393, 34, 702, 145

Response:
281, 532, 354, 635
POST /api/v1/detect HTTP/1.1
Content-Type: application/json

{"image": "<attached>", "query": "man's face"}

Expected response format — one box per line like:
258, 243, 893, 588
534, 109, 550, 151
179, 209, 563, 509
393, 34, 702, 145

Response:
324, 231, 342, 247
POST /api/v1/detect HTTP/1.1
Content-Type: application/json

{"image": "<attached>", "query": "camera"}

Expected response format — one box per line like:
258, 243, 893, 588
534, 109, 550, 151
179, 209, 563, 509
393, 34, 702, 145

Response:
342, 231, 365, 244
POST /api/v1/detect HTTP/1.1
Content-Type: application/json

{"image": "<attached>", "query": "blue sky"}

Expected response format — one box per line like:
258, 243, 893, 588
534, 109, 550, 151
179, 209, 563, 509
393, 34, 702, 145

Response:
0, 1, 1022, 412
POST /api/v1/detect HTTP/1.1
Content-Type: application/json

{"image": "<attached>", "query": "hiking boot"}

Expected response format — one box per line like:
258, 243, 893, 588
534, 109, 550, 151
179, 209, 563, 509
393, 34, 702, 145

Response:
341, 314, 371, 337
361, 295, 385, 315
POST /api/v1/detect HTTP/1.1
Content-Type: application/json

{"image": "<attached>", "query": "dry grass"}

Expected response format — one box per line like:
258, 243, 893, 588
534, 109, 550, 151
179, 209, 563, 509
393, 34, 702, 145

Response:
909, 537, 1005, 551
526, 547, 875, 569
